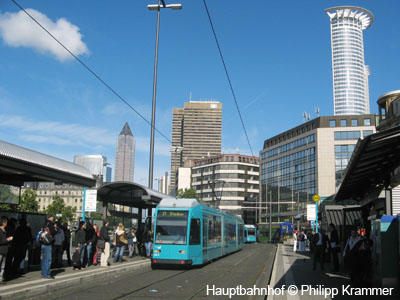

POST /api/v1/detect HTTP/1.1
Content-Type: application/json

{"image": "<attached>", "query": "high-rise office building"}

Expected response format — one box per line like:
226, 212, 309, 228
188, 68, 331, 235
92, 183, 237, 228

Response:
73, 155, 111, 182
114, 122, 135, 182
326, 6, 373, 115
171, 101, 222, 190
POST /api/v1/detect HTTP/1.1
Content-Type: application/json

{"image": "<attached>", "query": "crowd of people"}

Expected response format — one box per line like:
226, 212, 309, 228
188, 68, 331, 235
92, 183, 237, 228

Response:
0, 214, 154, 282
292, 223, 372, 287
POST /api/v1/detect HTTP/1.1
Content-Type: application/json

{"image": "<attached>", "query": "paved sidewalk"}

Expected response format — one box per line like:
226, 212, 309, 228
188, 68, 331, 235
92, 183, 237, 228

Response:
0, 256, 150, 299
268, 244, 398, 300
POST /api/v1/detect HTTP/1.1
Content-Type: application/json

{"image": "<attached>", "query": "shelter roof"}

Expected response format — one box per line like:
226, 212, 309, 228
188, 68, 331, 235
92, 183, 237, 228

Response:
335, 126, 400, 202
97, 181, 174, 209
0, 140, 95, 187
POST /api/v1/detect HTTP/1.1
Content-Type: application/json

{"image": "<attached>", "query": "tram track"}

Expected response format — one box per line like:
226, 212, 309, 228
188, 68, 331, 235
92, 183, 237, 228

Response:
45, 244, 273, 300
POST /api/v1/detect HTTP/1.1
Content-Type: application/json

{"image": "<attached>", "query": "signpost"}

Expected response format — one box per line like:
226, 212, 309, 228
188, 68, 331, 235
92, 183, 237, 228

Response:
83, 188, 97, 221
313, 194, 320, 233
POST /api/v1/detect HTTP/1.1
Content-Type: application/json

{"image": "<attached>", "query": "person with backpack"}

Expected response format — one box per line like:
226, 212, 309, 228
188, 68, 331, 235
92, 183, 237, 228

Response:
297, 230, 307, 252
40, 214, 56, 279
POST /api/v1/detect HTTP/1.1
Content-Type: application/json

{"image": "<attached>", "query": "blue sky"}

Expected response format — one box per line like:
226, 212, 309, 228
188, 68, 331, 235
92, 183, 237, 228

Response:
0, 0, 399, 187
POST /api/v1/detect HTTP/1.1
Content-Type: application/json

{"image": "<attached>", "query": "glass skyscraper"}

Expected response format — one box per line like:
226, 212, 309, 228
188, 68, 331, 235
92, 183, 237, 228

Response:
326, 6, 373, 115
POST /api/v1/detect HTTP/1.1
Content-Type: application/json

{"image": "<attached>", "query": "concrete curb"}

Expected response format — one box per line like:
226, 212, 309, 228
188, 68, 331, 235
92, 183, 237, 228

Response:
0, 260, 151, 300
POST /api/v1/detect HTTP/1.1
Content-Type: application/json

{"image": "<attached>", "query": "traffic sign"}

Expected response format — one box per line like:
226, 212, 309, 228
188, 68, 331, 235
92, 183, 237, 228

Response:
312, 194, 320, 202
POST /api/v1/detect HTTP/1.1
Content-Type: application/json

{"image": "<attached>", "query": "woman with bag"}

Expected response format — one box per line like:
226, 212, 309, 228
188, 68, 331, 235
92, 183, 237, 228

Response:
127, 228, 137, 258
114, 223, 127, 263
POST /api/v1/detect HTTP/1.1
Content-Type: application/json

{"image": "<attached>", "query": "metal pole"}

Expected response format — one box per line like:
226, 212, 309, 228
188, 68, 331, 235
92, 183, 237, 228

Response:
82, 187, 86, 221
316, 201, 319, 233
148, 0, 161, 189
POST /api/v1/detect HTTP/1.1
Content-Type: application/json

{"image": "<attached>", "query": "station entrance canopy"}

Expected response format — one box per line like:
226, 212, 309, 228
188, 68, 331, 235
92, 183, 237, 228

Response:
97, 181, 174, 209
0, 140, 96, 187
334, 126, 400, 202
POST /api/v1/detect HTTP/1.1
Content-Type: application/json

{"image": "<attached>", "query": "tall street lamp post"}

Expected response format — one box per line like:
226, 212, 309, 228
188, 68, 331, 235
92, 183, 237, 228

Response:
147, 0, 182, 189
269, 190, 272, 242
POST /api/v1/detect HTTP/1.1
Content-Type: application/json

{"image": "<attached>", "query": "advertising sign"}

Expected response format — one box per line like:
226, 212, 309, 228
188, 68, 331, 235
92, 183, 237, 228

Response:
84, 189, 97, 212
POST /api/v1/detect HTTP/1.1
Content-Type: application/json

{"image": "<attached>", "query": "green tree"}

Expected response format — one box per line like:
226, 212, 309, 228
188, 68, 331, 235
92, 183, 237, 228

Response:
176, 188, 199, 200
0, 184, 17, 210
18, 189, 39, 213
46, 195, 76, 223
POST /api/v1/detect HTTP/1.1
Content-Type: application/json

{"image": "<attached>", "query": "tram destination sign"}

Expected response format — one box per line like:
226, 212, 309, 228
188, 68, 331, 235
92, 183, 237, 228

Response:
159, 211, 188, 218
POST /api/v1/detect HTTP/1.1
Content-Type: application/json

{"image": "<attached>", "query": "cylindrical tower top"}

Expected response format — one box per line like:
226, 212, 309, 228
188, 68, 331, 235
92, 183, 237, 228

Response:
325, 6, 374, 30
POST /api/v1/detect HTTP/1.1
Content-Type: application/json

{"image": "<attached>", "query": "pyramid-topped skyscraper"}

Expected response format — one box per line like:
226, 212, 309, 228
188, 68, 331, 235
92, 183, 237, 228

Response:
114, 122, 135, 182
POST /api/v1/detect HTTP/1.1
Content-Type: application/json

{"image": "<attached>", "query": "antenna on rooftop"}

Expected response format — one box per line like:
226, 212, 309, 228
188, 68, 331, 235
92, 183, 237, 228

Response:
315, 107, 320, 118
303, 112, 307, 123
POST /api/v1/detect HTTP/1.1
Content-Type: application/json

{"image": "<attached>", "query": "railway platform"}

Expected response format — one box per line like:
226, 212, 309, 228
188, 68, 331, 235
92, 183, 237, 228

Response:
269, 244, 399, 300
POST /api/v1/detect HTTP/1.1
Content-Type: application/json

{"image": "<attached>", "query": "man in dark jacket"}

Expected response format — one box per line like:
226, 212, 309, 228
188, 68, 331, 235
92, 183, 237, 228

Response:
41, 214, 56, 279
99, 220, 110, 267
85, 222, 96, 267
0, 216, 13, 283
329, 223, 340, 272
12, 218, 32, 274
75, 221, 87, 269
62, 223, 71, 265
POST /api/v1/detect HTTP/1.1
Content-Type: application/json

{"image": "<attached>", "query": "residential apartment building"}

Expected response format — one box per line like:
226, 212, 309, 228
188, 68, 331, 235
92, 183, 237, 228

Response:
191, 154, 259, 217
259, 114, 376, 224
171, 101, 222, 191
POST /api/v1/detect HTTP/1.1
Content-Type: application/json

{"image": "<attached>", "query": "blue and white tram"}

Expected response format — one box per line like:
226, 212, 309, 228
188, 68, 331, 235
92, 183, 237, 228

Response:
152, 198, 244, 268
244, 225, 256, 243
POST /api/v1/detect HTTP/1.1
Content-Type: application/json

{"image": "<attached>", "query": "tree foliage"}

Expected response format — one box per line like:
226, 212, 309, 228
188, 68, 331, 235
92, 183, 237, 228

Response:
18, 189, 39, 213
46, 195, 76, 223
0, 184, 17, 208
176, 188, 199, 200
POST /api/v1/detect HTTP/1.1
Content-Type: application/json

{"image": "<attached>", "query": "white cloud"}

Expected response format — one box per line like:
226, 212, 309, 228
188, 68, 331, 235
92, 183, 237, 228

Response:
0, 115, 115, 146
0, 9, 89, 61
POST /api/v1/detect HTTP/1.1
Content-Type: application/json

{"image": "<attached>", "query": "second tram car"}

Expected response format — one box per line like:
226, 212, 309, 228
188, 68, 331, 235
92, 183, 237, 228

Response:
152, 198, 244, 268
244, 224, 256, 243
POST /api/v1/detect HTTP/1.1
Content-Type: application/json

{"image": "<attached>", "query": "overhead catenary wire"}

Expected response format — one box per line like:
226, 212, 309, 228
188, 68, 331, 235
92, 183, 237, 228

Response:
10, 0, 172, 144
202, 0, 254, 156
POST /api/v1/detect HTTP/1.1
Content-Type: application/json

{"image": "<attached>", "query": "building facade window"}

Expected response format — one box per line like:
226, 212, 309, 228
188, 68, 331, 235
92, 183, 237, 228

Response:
364, 118, 371, 126
340, 119, 347, 127
334, 131, 361, 140
363, 130, 373, 137
351, 119, 358, 126
329, 120, 336, 127
335, 144, 356, 187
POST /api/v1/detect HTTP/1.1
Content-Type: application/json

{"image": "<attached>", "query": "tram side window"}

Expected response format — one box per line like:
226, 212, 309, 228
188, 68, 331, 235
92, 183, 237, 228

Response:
208, 216, 221, 243
189, 218, 201, 245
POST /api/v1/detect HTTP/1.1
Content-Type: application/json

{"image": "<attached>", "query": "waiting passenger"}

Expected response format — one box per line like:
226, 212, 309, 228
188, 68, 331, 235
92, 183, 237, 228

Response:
114, 223, 127, 263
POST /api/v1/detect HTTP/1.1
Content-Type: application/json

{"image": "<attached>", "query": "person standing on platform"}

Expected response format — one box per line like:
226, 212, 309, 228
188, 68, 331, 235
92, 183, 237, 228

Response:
313, 229, 328, 271
329, 223, 340, 272
62, 223, 71, 266
343, 230, 361, 284
75, 221, 86, 269
41, 214, 56, 279
12, 218, 32, 274
52, 222, 64, 268
143, 229, 153, 258
297, 230, 306, 252
127, 228, 136, 258
0, 216, 13, 283
99, 220, 111, 268
92, 224, 100, 265
293, 229, 298, 252
114, 223, 127, 263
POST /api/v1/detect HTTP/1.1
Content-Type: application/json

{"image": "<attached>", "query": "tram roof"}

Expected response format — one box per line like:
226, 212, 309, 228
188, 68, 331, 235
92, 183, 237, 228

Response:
157, 198, 201, 208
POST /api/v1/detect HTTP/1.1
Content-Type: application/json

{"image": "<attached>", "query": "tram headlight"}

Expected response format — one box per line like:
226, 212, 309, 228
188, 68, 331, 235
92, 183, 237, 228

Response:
154, 250, 161, 253
178, 250, 186, 254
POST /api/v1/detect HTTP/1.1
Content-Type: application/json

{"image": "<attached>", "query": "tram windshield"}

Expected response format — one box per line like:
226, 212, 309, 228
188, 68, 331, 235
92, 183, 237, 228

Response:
248, 228, 256, 236
155, 210, 188, 245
